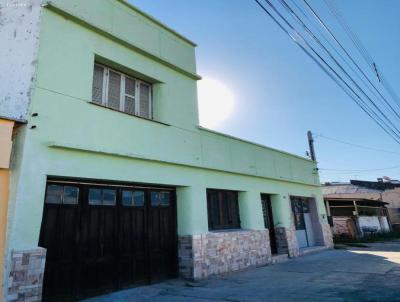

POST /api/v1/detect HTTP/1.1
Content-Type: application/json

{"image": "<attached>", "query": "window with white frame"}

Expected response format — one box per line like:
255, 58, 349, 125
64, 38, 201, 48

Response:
92, 63, 152, 119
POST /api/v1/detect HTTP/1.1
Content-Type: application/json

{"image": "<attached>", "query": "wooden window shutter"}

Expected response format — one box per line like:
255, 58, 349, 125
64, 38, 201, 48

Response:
139, 83, 151, 118
92, 65, 104, 104
107, 70, 121, 110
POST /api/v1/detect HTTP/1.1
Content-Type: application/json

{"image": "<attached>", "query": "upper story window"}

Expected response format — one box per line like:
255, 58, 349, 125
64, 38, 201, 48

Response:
207, 189, 241, 231
92, 63, 152, 119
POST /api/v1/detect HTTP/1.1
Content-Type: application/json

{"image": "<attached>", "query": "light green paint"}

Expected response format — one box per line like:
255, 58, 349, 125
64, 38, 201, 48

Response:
6, 1, 326, 255
239, 191, 265, 230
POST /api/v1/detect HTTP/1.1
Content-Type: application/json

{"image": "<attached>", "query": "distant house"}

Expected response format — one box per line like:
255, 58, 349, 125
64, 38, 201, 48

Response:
350, 179, 400, 229
323, 181, 393, 238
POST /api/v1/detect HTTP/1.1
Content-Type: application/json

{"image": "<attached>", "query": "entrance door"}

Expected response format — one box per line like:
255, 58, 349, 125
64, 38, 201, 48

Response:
39, 180, 177, 301
291, 197, 315, 248
261, 194, 278, 254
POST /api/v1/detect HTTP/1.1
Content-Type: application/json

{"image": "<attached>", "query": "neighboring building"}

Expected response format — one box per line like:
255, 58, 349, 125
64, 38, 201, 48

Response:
0, 118, 23, 300
351, 179, 400, 229
1, 1, 332, 301
382, 188, 400, 230
323, 182, 392, 238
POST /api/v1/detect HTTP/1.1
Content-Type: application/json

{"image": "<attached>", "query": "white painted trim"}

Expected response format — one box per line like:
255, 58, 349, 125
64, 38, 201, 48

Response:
93, 63, 152, 119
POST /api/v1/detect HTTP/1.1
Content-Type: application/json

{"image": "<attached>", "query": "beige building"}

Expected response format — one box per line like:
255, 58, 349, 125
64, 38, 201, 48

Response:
382, 188, 400, 229
0, 118, 21, 298
323, 182, 393, 238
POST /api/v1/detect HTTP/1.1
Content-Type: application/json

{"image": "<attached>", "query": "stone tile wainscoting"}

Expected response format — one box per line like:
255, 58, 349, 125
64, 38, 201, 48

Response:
274, 227, 296, 256
283, 226, 300, 257
7, 248, 46, 302
321, 219, 334, 248
179, 230, 271, 280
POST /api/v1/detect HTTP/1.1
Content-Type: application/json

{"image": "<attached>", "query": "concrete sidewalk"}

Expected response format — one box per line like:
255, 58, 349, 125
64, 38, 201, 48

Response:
83, 241, 400, 302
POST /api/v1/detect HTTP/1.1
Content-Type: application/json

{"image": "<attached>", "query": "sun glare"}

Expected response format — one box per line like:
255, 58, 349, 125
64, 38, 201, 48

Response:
197, 77, 235, 128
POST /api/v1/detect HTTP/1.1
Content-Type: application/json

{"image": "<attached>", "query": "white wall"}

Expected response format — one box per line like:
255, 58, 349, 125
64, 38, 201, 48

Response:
358, 216, 383, 234
0, 0, 43, 121
379, 216, 390, 232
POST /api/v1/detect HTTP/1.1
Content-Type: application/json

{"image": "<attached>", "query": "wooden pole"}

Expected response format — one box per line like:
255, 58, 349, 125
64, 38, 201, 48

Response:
307, 131, 316, 161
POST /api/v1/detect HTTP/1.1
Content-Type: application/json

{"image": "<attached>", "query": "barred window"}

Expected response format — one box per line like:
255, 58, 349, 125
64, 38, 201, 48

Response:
92, 64, 152, 119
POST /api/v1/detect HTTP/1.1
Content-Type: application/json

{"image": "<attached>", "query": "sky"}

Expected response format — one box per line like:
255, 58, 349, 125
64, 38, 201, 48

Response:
129, 0, 400, 183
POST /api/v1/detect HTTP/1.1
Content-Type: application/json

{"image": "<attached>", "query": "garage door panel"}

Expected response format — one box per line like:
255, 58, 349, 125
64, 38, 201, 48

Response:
39, 185, 81, 301
40, 181, 177, 301
119, 190, 148, 286
149, 191, 177, 281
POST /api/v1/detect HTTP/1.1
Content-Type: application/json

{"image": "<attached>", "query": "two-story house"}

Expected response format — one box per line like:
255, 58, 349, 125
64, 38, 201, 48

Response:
1, 1, 333, 301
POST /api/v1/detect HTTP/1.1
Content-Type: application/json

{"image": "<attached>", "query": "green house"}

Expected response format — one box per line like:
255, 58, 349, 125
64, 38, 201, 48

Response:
1, 1, 333, 301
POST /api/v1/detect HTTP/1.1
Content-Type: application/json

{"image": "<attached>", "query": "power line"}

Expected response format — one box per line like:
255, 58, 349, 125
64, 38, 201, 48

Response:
315, 134, 400, 155
253, 0, 400, 144
319, 165, 400, 173
291, 0, 400, 122
277, 0, 400, 136
323, 0, 400, 106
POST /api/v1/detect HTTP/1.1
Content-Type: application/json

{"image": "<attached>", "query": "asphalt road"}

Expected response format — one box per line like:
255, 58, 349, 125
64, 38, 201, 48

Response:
84, 241, 400, 302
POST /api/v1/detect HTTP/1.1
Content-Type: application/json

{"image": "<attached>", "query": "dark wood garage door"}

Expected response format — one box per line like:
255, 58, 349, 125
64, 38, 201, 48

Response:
39, 180, 177, 301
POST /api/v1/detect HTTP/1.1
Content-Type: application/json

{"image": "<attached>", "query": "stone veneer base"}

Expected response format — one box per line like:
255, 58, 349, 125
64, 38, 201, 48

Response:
7, 248, 46, 302
321, 219, 334, 248
179, 229, 271, 280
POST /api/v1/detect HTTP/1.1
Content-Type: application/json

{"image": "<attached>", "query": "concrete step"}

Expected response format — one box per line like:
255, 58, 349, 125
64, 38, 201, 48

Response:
299, 245, 327, 256
271, 254, 289, 264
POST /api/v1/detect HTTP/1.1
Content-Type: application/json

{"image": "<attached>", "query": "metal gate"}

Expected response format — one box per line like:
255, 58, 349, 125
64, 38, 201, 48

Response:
39, 179, 177, 301
291, 196, 316, 248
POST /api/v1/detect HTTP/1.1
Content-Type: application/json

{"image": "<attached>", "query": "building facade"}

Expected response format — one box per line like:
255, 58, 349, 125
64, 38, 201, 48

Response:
1, 1, 332, 301
323, 182, 392, 238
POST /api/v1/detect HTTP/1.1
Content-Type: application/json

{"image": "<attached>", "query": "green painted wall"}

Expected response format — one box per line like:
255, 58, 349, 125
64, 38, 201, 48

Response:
6, 1, 326, 253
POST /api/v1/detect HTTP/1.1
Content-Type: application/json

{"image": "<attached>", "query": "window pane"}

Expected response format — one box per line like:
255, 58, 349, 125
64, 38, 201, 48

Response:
45, 185, 63, 204
150, 191, 169, 206
107, 70, 121, 110
139, 83, 150, 118
88, 188, 102, 205
159, 191, 170, 206
292, 199, 302, 214
63, 186, 79, 204
294, 213, 306, 230
122, 190, 134, 206
302, 200, 310, 213
124, 96, 135, 115
207, 190, 240, 230
125, 77, 135, 96
92, 65, 104, 104
151, 191, 160, 206
103, 189, 116, 206
133, 191, 145, 207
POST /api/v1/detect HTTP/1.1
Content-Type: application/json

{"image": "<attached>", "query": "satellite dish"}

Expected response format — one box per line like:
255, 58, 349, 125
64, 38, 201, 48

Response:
383, 176, 391, 181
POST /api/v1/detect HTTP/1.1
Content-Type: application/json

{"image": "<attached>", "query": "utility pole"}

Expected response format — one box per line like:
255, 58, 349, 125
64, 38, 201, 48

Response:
307, 130, 316, 161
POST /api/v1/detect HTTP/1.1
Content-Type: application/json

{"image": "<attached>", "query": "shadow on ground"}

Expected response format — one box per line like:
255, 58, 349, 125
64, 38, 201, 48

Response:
83, 241, 400, 302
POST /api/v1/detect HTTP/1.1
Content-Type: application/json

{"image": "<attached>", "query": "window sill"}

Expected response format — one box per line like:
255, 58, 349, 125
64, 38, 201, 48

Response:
89, 101, 170, 126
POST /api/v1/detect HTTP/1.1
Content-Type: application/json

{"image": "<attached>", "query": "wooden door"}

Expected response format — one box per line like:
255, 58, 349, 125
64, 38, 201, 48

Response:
261, 194, 278, 255
118, 189, 147, 288
78, 186, 119, 298
148, 190, 177, 281
39, 180, 177, 301
39, 184, 81, 302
